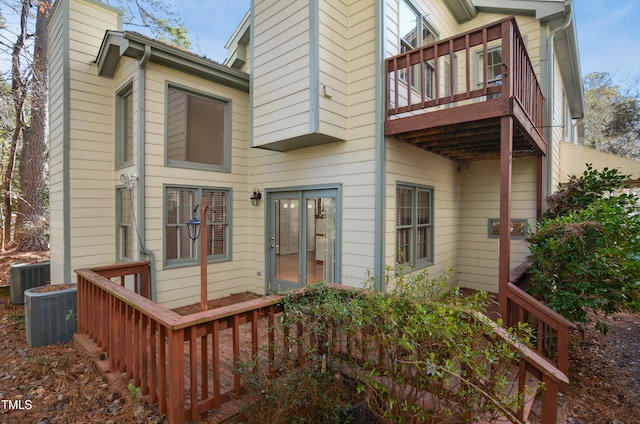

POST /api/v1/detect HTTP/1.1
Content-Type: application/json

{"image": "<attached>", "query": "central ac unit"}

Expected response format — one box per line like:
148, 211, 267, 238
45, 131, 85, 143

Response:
25, 285, 77, 347
9, 262, 51, 304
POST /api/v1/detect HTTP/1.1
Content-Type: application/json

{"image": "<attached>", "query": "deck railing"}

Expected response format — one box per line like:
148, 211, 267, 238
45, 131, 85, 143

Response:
77, 265, 291, 423
506, 261, 576, 376
386, 16, 544, 130
77, 263, 568, 424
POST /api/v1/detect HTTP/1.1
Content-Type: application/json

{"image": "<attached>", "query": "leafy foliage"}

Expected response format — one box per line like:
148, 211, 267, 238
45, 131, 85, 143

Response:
543, 164, 628, 219
527, 165, 640, 331
106, 0, 191, 49
239, 273, 534, 423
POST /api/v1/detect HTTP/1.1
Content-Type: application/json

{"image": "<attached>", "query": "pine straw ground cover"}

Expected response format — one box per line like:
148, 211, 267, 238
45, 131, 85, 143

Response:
0, 250, 638, 423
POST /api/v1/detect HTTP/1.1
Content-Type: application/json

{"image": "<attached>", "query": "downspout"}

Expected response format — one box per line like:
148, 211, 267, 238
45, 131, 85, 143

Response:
544, 11, 572, 198
374, 0, 386, 290
137, 45, 157, 301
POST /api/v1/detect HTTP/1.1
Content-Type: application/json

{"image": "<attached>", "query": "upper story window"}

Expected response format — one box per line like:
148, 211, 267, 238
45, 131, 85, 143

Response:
399, 0, 436, 52
396, 183, 433, 270
116, 82, 133, 167
476, 47, 503, 88
166, 85, 230, 172
398, 0, 438, 97
117, 187, 135, 261
165, 186, 231, 267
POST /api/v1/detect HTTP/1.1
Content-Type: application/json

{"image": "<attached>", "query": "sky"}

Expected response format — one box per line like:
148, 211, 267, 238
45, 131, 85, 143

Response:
0, 0, 639, 86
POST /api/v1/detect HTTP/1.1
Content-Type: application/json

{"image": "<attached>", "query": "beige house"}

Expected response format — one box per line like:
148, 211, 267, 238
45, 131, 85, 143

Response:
49, 0, 584, 310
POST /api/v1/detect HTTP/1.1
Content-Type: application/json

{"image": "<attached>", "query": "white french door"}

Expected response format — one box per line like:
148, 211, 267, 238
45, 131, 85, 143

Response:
267, 189, 338, 292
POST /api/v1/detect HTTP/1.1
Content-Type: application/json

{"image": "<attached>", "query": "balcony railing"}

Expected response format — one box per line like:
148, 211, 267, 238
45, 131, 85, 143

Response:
386, 16, 544, 137
76, 262, 568, 424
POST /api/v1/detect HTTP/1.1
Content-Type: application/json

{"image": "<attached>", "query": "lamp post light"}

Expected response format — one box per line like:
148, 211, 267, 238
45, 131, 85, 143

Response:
187, 198, 209, 311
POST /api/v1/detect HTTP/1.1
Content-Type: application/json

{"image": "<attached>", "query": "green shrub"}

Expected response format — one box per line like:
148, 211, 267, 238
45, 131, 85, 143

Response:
527, 165, 640, 332
239, 271, 534, 424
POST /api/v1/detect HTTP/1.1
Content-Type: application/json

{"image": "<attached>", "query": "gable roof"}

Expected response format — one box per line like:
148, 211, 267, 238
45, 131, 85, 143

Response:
96, 30, 249, 92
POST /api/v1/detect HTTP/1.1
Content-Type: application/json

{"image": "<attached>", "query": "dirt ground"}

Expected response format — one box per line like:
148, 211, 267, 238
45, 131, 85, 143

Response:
0, 249, 638, 423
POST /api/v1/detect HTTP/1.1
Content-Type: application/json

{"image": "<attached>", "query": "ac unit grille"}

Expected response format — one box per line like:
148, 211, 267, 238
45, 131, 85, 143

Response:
25, 285, 77, 347
10, 262, 51, 304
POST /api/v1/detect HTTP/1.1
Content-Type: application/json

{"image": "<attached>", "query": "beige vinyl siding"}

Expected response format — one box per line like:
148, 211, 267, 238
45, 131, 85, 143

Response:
142, 64, 252, 309
317, 0, 348, 140
458, 157, 537, 293
252, 0, 311, 146
49, 0, 122, 284
246, 0, 379, 287
385, 138, 461, 280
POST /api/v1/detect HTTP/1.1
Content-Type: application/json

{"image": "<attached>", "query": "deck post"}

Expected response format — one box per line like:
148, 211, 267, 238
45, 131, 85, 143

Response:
200, 197, 208, 311
167, 328, 186, 424
498, 116, 513, 320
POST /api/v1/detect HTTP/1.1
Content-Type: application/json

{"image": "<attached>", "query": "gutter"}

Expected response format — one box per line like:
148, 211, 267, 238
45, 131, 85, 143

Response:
137, 45, 157, 301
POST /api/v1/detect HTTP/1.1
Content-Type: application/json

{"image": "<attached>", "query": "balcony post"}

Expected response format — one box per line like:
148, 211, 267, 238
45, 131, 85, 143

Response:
498, 116, 513, 320
501, 19, 514, 99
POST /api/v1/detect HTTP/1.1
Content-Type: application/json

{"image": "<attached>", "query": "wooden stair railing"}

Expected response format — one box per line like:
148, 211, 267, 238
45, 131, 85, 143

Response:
473, 310, 569, 423
506, 261, 576, 376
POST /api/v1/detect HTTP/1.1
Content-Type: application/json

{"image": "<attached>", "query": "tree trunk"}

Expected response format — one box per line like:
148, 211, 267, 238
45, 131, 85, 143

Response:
16, 1, 52, 251
3, 0, 29, 251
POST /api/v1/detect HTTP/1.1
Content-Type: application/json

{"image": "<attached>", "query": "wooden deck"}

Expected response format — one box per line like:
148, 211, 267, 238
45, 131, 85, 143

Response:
169, 294, 275, 422
75, 262, 572, 424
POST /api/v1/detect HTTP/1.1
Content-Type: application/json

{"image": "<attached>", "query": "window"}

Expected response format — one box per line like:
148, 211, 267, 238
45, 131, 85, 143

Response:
116, 83, 133, 167
165, 186, 231, 266
398, 0, 438, 97
117, 188, 135, 261
488, 219, 528, 239
476, 47, 503, 88
396, 184, 433, 269
166, 85, 230, 171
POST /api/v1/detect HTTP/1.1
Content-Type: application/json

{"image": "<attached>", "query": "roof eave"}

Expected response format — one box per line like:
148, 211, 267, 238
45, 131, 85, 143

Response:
223, 10, 251, 69
443, 0, 478, 23
555, 18, 584, 119
95, 31, 250, 92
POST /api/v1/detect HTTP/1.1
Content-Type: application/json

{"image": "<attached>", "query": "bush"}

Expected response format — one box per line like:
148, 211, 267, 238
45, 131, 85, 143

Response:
527, 165, 640, 332
238, 271, 534, 424
355, 269, 532, 423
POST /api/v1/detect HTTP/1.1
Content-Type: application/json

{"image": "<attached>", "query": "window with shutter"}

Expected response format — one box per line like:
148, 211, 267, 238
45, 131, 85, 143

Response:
165, 186, 231, 267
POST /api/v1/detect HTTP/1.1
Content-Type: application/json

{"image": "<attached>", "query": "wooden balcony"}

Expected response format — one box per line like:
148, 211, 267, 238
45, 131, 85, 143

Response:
385, 16, 545, 161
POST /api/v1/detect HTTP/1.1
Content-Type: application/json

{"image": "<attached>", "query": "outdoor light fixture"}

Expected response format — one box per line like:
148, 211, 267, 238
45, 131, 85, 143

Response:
184, 200, 211, 311
186, 205, 201, 241
250, 188, 262, 206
